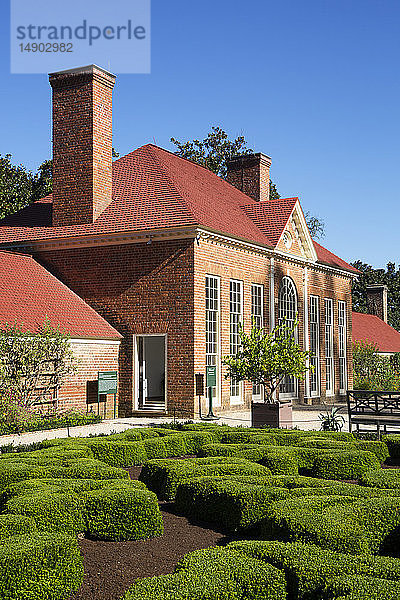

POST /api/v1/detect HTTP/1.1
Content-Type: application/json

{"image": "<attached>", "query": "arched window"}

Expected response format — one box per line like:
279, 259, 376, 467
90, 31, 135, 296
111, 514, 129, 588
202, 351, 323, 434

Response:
278, 277, 298, 397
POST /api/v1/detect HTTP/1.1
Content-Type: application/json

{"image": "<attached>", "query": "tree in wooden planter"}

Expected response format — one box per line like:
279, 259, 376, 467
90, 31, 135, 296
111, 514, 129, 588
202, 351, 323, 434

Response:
222, 319, 312, 428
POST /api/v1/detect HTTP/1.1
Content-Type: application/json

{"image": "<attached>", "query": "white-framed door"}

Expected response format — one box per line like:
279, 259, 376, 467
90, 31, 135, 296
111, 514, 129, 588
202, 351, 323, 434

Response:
134, 334, 167, 411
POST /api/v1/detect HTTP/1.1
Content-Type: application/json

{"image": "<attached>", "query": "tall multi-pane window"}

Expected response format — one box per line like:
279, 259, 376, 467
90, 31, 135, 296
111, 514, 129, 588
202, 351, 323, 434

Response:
338, 301, 347, 393
206, 276, 220, 405
278, 277, 298, 397
325, 298, 334, 395
230, 280, 243, 403
309, 295, 320, 396
251, 284, 264, 401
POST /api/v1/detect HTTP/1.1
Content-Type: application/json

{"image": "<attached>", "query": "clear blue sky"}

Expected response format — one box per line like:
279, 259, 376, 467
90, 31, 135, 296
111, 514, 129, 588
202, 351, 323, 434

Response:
1, 0, 399, 269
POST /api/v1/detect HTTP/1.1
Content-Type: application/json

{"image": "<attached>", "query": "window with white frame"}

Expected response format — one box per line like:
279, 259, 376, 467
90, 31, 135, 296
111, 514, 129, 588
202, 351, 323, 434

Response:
206, 276, 220, 404
309, 295, 320, 396
338, 300, 347, 393
278, 276, 298, 397
325, 298, 334, 395
230, 279, 243, 403
251, 284, 264, 401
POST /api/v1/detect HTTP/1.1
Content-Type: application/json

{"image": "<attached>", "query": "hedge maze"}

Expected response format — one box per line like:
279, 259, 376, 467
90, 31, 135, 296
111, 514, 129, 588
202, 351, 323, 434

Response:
1, 422, 400, 599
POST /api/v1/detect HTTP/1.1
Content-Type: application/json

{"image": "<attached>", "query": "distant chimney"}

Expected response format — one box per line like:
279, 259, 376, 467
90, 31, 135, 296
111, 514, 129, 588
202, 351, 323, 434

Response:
49, 65, 116, 227
366, 285, 388, 323
226, 153, 272, 202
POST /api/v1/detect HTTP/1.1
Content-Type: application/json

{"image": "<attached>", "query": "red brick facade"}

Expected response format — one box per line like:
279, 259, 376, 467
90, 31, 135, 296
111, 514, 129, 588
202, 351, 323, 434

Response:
58, 340, 120, 417
0, 65, 358, 419
50, 65, 115, 226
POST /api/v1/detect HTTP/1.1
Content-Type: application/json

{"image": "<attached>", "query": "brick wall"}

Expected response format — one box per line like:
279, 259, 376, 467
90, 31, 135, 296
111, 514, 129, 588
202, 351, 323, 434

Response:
58, 340, 120, 418
50, 66, 115, 226
36, 238, 195, 417
226, 154, 271, 202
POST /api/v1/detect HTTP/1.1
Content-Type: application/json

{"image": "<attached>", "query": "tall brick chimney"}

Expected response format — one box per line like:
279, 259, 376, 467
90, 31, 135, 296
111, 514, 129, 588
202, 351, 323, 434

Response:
366, 284, 388, 323
49, 65, 116, 227
226, 153, 272, 202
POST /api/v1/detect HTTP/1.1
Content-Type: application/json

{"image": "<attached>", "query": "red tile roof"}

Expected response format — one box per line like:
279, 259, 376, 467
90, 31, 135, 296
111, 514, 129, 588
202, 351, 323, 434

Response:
352, 312, 400, 353
314, 241, 359, 274
240, 198, 298, 246
0, 251, 122, 340
0, 144, 357, 274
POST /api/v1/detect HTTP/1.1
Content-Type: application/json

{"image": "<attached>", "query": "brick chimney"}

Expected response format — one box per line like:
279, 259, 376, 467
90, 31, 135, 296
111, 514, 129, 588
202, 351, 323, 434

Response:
49, 65, 116, 227
366, 284, 388, 323
226, 153, 272, 202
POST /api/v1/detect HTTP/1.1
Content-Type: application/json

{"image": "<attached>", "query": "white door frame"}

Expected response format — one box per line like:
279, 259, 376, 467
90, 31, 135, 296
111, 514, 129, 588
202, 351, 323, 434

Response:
133, 334, 168, 411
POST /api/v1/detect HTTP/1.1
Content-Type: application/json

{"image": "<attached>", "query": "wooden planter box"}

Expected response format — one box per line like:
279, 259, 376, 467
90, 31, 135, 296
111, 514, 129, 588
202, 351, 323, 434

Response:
251, 400, 293, 429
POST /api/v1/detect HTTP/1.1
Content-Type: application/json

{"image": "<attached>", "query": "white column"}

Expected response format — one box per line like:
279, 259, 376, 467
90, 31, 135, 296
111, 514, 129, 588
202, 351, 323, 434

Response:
269, 257, 275, 331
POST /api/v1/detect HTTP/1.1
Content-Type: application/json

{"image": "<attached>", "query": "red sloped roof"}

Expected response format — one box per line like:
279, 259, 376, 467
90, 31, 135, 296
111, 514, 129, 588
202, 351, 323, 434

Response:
352, 312, 400, 353
313, 241, 359, 274
240, 198, 298, 246
0, 144, 357, 274
0, 251, 122, 340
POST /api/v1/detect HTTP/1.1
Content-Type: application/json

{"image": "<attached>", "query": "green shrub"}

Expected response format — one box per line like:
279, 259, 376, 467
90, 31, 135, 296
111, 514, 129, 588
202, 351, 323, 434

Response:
161, 434, 187, 457
324, 575, 400, 599
180, 431, 216, 454
198, 442, 268, 461
382, 435, 400, 460
259, 448, 299, 475
85, 440, 147, 467
227, 540, 400, 600
261, 495, 400, 555
139, 457, 271, 500
310, 450, 381, 480
143, 438, 168, 459
175, 477, 288, 531
360, 469, 400, 489
0, 514, 37, 539
0, 532, 83, 600
356, 440, 389, 463
84, 487, 163, 541
122, 547, 286, 600
5, 490, 85, 534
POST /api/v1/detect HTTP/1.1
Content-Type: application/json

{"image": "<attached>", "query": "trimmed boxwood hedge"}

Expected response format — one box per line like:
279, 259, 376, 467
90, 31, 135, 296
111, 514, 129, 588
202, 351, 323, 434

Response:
227, 540, 400, 600
175, 477, 288, 531
84, 487, 163, 541
309, 450, 381, 480
122, 546, 286, 600
2, 478, 160, 541
139, 457, 272, 500
360, 468, 400, 489
261, 495, 400, 555
323, 574, 400, 599
382, 434, 400, 459
0, 532, 83, 600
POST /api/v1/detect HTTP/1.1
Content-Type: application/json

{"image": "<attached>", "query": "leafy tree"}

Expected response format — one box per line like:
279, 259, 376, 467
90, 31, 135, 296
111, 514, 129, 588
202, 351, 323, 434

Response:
304, 211, 325, 240
351, 261, 400, 331
0, 320, 76, 407
222, 320, 312, 403
0, 154, 33, 220
0, 148, 120, 220
32, 159, 53, 200
352, 339, 400, 390
171, 127, 324, 237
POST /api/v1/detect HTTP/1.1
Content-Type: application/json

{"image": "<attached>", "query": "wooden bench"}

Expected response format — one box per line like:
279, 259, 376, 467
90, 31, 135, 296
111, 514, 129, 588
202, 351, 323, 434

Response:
347, 390, 400, 437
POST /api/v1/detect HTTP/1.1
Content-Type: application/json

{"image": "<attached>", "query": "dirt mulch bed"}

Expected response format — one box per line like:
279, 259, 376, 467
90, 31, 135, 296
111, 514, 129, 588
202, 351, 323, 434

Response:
69, 504, 227, 600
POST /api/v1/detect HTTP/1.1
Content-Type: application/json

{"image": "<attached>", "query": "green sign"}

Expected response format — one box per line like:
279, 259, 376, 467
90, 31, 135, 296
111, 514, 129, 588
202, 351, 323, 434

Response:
206, 365, 216, 388
98, 371, 118, 395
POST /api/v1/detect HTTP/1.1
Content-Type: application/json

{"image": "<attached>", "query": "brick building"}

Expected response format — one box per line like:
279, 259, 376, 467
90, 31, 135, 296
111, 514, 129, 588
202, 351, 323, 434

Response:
353, 285, 400, 356
0, 250, 121, 416
0, 65, 359, 417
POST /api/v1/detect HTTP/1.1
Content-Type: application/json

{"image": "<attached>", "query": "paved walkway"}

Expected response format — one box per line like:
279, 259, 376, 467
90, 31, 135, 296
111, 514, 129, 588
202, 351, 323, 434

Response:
0, 405, 350, 448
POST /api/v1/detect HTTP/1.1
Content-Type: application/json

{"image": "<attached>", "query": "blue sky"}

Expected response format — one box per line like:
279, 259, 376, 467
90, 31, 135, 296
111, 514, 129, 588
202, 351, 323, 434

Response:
1, 0, 399, 268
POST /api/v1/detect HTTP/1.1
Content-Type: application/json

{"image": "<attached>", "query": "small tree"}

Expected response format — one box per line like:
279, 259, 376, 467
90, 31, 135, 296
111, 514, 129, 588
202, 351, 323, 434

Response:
353, 340, 400, 391
222, 320, 312, 403
0, 320, 76, 407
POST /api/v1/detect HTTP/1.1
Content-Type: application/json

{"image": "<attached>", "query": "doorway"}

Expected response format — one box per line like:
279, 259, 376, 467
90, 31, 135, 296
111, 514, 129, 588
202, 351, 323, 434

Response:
135, 335, 166, 411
